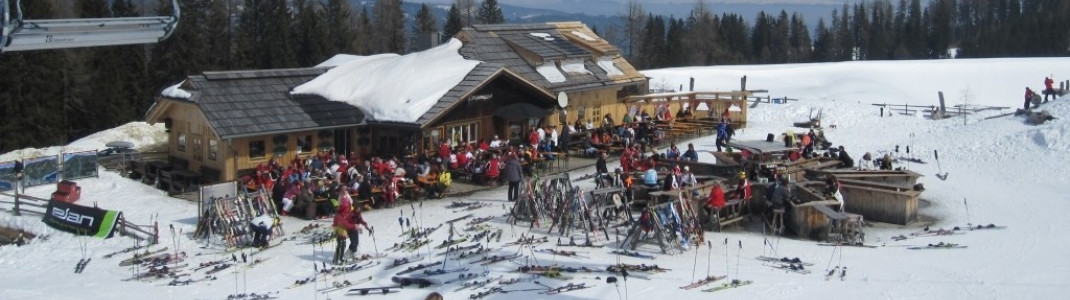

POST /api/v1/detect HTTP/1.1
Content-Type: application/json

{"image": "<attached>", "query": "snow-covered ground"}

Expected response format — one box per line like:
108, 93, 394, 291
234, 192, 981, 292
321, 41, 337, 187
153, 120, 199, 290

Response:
2, 58, 1069, 300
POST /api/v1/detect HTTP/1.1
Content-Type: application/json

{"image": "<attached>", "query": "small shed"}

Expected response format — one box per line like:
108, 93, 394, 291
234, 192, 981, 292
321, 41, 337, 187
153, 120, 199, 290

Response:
834, 179, 922, 225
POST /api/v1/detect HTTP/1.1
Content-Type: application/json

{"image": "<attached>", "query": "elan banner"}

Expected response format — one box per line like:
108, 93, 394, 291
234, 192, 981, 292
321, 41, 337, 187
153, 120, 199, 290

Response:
42, 200, 121, 238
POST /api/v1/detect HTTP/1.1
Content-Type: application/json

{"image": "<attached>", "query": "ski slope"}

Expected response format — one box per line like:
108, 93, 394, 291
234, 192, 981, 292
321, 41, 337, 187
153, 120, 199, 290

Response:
1, 58, 1069, 300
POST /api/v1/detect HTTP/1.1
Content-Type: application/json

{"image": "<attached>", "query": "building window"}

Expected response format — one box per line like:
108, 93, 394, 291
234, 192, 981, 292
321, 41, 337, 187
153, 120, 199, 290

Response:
297, 135, 313, 153
192, 136, 203, 161
249, 140, 266, 159
208, 139, 218, 160
177, 132, 186, 152
446, 122, 478, 147
422, 129, 441, 152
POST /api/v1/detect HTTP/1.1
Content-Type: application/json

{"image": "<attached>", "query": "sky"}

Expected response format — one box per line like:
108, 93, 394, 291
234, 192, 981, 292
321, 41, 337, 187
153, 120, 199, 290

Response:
1, 56, 1068, 300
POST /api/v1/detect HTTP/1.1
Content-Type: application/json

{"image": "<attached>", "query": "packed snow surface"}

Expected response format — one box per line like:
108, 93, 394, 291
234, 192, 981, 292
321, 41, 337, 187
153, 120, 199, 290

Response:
1, 58, 1069, 300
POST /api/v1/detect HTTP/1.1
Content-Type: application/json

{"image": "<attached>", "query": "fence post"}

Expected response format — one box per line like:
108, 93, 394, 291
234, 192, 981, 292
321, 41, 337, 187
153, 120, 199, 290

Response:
938, 91, 947, 119
12, 183, 20, 216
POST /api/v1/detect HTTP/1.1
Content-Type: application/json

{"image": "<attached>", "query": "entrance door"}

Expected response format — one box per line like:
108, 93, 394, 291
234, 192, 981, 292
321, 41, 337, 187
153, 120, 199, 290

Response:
334, 129, 350, 158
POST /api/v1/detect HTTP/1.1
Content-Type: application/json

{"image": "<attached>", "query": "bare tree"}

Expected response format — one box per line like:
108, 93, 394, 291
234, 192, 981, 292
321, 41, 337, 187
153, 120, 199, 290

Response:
454, 0, 477, 27
619, 0, 646, 60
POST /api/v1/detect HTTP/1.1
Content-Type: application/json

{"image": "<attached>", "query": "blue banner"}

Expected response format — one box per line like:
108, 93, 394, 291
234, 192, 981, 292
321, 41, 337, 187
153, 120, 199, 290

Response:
0, 161, 15, 192
22, 156, 60, 188
62, 151, 99, 180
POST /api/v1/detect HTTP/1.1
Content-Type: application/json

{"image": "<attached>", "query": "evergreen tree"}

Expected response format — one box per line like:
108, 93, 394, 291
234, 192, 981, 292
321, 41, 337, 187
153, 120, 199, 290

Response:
770, 10, 791, 63
325, 0, 358, 54
684, 0, 718, 66
477, 0, 504, 24
867, 0, 895, 60
664, 17, 687, 67
205, 0, 234, 69
904, 0, 925, 58
788, 12, 812, 63
750, 11, 773, 63
415, 3, 438, 33
235, 0, 296, 69
637, 14, 666, 69
355, 6, 374, 55
811, 18, 833, 62
444, 4, 464, 42
851, 3, 870, 60
834, 5, 853, 60
717, 13, 748, 64
925, 0, 954, 58
0, 0, 68, 151
292, 0, 330, 67
373, 0, 407, 53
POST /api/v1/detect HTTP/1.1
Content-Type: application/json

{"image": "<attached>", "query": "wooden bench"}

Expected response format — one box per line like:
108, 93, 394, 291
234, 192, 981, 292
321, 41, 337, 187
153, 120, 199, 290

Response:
709, 199, 748, 232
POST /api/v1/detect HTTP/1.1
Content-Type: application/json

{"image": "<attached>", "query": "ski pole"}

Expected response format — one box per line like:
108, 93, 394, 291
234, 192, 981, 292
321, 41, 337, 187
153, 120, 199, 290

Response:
705, 240, 712, 278
964, 197, 971, 228
691, 236, 699, 282
370, 226, 379, 257
723, 238, 729, 277
735, 240, 742, 279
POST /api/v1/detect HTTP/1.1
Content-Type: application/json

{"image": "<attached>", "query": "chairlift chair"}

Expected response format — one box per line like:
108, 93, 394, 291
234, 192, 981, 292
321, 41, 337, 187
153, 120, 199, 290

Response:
1, 0, 180, 53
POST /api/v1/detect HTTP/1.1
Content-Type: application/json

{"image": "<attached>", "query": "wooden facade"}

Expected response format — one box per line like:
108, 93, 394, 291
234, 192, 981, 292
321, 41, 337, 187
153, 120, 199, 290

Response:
804, 169, 925, 225
146, 68, 366, 183
622, 91, 753, 127
458, 22, 649, 134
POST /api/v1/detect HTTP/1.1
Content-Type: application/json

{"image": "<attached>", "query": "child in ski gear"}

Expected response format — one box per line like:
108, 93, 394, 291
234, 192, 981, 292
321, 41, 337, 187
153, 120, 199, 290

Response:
1024, 87, 1034, 110
1044, 77, 1055, 102
730, 171, 752, 201
334, 187, 369, 264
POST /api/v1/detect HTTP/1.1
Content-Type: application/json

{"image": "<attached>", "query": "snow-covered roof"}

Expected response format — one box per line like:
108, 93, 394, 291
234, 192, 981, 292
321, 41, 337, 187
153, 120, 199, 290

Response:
315, 53, 400, 68
292, 39, 481, 123
161, 82, 191, 99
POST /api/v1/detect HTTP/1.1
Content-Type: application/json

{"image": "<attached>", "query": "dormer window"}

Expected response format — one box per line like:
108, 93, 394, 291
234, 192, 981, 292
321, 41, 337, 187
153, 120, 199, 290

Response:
536, 63, 566, 83
559, 59, 591, 76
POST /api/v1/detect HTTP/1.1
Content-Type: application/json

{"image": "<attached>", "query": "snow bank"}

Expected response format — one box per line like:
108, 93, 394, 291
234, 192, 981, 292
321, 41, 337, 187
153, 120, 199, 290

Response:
642, 58, 1070, 108
292, 39, 481, 123
0, 122, 166, 162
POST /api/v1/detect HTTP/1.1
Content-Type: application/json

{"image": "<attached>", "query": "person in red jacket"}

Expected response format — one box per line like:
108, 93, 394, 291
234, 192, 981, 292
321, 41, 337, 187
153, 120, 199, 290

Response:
485, 154, 501, 185
438, 141, 451, 166
1044, 77, 1055, 102
730, 171, 752, 202
333, 187, 369, 264
706, 185, 726, 224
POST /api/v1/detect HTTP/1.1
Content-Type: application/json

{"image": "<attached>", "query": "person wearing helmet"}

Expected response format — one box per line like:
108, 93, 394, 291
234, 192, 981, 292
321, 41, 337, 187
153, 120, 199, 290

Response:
731, 171, 752, 202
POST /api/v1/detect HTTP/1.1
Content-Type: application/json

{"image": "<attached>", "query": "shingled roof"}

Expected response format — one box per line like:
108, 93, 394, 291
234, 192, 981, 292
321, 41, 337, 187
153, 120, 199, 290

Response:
457, 22, 646, 93
160, 68, 365, 139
